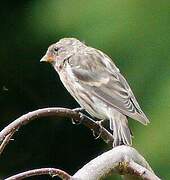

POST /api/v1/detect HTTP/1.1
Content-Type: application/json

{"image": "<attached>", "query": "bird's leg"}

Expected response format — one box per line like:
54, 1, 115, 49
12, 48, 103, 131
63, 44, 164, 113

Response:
93, 119, 106, 139
71, 107, 85, 125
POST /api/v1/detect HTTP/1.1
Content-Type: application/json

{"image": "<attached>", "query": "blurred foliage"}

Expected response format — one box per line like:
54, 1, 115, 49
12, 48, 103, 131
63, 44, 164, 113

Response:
0, 0, 169, 179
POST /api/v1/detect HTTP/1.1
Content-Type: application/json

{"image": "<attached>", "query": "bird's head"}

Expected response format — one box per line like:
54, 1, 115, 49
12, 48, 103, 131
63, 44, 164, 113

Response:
40, 38, 85, 69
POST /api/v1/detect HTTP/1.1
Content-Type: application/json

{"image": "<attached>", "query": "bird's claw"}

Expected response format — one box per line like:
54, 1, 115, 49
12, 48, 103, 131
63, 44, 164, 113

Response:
93, 120, 104, 139
71, 111, 85, 125
71, 118, 83, 125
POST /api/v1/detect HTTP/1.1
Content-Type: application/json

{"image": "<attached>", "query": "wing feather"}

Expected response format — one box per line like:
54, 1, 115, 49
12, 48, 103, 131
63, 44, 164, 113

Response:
68, 49, 149, 124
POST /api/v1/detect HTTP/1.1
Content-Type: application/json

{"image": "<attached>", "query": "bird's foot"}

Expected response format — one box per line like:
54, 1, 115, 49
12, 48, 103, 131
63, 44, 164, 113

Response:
71, 108, 85, 125
93, 120, 105, 139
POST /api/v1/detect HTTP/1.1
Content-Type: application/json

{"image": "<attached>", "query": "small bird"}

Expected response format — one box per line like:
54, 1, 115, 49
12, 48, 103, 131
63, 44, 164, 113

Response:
41, 38, 149, 146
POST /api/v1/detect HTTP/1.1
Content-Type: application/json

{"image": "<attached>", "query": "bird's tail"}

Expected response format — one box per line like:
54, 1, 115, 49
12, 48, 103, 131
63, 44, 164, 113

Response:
108, 108, 132, 147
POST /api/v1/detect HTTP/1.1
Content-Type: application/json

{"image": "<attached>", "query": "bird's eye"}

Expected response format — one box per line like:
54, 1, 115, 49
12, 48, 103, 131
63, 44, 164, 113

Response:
54, 47, 59, 52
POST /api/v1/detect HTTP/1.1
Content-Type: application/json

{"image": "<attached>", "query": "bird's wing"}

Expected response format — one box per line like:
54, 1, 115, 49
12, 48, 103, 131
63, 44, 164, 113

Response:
68, 50, 149, 125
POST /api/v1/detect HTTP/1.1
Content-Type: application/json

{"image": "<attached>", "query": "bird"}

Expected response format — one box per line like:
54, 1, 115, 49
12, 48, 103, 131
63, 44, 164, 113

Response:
40, 37, 149, 146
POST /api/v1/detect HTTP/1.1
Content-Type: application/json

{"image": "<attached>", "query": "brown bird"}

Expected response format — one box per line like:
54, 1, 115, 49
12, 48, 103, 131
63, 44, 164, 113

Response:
41, 38, 149, 146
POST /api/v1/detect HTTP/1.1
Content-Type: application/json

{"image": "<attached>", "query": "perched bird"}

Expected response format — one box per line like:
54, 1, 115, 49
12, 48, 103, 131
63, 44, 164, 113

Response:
41, 38, 149, 146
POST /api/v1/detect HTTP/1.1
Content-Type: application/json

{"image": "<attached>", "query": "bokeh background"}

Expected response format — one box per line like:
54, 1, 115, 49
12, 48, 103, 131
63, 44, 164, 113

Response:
0, 0, 169, 179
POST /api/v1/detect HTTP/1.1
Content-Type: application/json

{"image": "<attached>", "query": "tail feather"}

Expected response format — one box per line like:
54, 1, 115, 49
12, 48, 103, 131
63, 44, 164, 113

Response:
108, 108, 132, 146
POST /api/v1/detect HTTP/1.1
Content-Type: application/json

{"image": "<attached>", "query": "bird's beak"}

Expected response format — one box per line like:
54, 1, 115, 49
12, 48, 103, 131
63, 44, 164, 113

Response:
40, 54, 55, 63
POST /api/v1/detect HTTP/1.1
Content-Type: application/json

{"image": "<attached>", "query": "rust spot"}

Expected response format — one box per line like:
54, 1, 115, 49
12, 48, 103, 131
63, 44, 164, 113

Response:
47, 55, 55, 62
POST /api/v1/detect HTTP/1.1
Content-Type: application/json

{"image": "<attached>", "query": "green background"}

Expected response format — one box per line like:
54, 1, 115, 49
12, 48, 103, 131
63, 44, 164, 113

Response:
0, 0, 169, 179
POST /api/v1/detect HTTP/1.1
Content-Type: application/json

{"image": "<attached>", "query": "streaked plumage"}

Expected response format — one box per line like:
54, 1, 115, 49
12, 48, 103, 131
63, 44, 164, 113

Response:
41, 38, 149, 146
